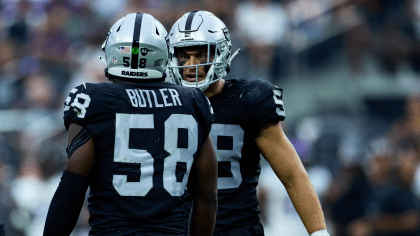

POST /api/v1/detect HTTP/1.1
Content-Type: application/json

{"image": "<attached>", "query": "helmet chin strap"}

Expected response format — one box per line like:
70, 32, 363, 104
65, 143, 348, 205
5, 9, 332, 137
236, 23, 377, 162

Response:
228, 49, 240, 67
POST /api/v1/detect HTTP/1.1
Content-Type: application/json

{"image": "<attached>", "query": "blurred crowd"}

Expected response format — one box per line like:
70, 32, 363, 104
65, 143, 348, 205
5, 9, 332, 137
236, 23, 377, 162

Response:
0, 0, 420, 235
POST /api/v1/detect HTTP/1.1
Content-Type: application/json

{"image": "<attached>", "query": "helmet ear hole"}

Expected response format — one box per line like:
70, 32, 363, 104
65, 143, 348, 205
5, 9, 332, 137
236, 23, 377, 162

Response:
156, 28, 160, 35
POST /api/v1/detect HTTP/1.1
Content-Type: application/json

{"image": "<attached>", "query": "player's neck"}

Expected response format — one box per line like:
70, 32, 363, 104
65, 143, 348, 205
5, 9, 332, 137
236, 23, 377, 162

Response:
113, 77, 164, 84
114, 79, 136, 85
204, 79, 225, 98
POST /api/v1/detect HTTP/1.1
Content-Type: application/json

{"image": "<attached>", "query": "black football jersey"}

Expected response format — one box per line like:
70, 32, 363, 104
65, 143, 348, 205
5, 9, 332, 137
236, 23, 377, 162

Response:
63, 82, 213, 234
183, 78, 285, 234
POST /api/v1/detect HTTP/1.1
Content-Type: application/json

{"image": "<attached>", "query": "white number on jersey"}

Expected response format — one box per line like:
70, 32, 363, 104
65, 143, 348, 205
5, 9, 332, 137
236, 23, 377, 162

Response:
113, 113, 198, 197
273, 89, 285, 117
163, 114, 198, 196
64, 86, 91, 118
210, 124, 244, 189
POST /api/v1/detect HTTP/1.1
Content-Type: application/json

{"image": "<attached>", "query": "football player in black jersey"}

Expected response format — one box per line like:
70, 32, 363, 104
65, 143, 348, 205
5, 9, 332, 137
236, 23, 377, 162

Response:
43, 13, 218, 236
168, 11, 330, 236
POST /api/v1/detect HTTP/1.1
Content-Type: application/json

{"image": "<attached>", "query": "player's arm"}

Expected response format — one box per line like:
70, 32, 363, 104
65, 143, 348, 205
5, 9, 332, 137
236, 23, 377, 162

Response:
43, 123, 95, 236
187, 134, 218, 236
256, 121, 329, 236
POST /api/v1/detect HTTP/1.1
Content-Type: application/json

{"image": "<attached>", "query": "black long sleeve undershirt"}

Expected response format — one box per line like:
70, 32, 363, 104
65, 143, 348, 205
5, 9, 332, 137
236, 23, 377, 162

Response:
43, 171, 90, 236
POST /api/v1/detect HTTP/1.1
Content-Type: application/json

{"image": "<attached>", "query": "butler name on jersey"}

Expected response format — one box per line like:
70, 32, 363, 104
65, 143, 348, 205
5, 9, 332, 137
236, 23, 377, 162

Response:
125, 88, 183, 108
63, 81, 213, 234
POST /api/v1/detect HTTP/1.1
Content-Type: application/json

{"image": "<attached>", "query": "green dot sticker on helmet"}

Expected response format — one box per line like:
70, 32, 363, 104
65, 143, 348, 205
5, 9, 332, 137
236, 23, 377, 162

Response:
132, 47, 139, 54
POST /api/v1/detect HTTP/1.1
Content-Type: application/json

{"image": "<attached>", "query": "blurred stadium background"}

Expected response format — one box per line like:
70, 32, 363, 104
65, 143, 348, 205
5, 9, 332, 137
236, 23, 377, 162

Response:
0, 0, 420, 235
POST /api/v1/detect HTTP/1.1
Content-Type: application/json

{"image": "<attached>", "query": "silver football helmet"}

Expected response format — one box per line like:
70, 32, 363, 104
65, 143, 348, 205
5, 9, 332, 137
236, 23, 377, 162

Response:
168, 10, 240, 90
101, 13, 168, 80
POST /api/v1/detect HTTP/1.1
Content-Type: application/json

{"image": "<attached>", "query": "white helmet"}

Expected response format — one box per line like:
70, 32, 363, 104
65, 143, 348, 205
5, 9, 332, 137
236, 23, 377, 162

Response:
101, 13, 168, 80
167, 10, 240, 90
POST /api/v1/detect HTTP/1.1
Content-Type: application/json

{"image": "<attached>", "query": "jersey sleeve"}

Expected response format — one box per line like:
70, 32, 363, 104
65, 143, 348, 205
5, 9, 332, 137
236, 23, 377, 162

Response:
63, 83, 96, 130
247, 81, 285, 132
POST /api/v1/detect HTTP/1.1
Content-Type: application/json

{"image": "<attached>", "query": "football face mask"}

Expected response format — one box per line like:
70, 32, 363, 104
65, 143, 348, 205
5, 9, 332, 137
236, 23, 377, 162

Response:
167, 10, 240, 91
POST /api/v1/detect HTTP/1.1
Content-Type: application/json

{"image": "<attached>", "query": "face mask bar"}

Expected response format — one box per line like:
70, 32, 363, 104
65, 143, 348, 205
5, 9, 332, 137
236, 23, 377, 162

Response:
171, 58, 224, 89
169, 40, 228, 90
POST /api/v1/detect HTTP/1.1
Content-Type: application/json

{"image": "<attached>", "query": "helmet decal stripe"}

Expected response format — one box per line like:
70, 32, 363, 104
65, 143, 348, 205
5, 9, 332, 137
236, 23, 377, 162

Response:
131, 12, 143, 69
185, 11, 198, 31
